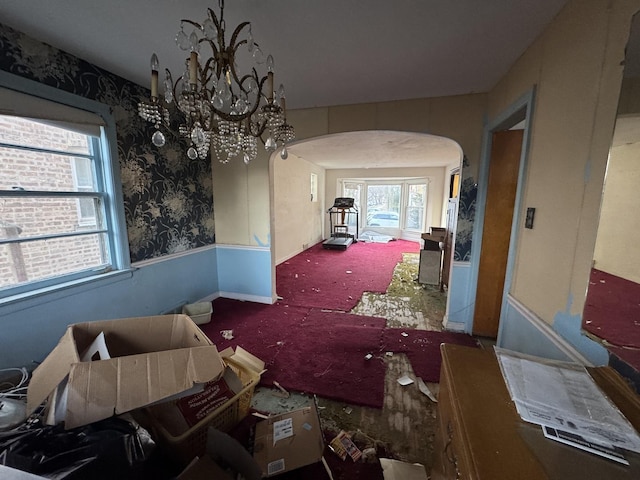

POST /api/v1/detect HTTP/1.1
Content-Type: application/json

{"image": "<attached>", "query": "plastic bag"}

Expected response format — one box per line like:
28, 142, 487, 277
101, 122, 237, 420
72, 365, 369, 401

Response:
0, 417, 151, 479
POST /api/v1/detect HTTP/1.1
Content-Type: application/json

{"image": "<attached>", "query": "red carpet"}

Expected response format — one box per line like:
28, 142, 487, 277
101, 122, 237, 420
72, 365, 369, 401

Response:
202, 299, 478, 408
382, 329, 479, 382
199, 239, 477, 408
276, 240, 420, 311
583, 268, 640, 348
201, 299, 389, 408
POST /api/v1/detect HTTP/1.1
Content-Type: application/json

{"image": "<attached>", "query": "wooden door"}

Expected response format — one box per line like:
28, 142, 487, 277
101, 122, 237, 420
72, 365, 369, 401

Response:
473, 130, 523, 337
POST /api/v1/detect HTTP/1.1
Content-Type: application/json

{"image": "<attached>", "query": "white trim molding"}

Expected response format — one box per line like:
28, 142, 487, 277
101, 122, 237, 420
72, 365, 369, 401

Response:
501, 294, 593, 366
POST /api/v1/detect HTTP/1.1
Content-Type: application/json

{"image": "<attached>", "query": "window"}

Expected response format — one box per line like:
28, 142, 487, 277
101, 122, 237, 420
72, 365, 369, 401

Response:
0, 114, 118, 297
343, 181, 362, 229
405, 183, 427, 231
366, 184, 401, 228
342, 178, 428, 231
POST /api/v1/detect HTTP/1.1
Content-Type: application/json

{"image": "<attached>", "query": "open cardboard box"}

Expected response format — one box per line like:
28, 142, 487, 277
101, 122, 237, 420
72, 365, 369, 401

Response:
26, 314, 225, 430
253, 403, 325, 477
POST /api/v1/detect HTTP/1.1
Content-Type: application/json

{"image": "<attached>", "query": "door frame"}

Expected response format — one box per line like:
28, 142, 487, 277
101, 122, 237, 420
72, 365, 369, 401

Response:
468, 88, 536, 342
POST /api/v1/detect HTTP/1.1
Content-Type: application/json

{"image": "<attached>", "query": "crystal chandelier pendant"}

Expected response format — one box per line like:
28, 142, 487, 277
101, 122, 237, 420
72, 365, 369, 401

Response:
265, 136, 277, 151
280, 146, 288, 159
152, 130, 166, 147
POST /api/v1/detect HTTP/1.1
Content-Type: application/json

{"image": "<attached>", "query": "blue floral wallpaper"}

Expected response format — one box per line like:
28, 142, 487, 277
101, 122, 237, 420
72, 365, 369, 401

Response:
455, 155, 476, 261
0, 23, 215, 262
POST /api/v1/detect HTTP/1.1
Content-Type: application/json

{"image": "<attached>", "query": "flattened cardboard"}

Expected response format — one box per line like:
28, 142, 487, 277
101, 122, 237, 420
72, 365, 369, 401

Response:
27, 314, 225, 429
219, 345, 266, 376
380, 458, 428, 480
253, 404, 324, 477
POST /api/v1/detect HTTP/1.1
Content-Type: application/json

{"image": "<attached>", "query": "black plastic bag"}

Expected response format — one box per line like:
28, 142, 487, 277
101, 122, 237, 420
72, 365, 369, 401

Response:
0, 417, 151, 479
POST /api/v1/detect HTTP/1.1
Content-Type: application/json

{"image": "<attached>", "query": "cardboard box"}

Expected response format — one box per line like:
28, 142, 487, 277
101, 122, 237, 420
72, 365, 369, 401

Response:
253, 404, 324, 477
147, 365, 244, 436
26, 314, 225, 430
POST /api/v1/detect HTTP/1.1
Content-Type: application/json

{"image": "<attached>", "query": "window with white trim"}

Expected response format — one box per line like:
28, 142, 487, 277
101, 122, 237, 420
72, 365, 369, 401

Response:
0, 110, 120, 297
341, 178, 428, 232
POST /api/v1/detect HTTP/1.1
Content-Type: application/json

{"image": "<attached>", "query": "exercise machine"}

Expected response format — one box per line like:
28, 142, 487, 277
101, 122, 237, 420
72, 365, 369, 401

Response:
323, 197, 358, 250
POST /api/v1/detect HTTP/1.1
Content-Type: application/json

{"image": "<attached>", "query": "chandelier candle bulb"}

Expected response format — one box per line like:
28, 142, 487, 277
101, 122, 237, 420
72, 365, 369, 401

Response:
267, 71, 274, 102
150, 53, 159, 98
279, 84, 286, 112
189, 51, 198, 86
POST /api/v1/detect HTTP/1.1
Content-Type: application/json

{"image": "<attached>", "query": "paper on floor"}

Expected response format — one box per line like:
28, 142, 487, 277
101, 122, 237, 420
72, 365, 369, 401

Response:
380, 458, 428, 480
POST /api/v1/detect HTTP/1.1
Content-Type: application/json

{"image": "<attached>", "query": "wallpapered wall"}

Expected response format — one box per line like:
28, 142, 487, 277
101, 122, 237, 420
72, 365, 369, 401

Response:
455, 155, 476, 262
0, 23, 215, 262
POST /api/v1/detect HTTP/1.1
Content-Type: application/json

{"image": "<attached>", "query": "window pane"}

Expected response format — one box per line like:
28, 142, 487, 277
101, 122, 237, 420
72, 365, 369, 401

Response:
0, 115, 90, 154
0, 233, 108, 289
0, 146, 95, 192
367, 185, 400, 227
343, 182, 362, 229
406, 184, 427, 230
0, 196, 103, 237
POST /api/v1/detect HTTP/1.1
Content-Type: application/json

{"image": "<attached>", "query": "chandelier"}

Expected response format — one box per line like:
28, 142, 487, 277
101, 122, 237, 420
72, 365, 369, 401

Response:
138, 0, 295, 164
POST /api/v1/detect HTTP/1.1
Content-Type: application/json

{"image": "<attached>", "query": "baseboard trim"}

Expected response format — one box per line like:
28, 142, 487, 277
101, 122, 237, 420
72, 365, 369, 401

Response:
217, 291, 274, 305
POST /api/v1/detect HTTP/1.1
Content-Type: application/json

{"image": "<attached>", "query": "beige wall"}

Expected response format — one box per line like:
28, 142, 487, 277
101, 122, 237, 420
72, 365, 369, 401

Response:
214, 94, 485, 271
487, 0, 640, 324
212, 149, 271, 246
273, 152, 325, 264
593, 124, 640, 283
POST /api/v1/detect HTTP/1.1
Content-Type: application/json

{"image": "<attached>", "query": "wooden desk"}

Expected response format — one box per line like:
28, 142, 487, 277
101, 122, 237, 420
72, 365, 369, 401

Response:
431, 344, 640, 479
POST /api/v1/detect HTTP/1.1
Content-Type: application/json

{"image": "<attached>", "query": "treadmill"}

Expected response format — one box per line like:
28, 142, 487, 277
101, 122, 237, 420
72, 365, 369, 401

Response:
323, 197, 359, 250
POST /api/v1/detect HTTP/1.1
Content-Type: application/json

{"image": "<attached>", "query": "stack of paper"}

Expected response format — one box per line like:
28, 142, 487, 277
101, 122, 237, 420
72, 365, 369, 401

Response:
495, 347, 640, 464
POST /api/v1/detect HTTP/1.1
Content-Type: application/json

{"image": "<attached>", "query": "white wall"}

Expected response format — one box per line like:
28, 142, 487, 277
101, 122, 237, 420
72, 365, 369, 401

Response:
273, 151, 325, 264
593, 118, 640, 283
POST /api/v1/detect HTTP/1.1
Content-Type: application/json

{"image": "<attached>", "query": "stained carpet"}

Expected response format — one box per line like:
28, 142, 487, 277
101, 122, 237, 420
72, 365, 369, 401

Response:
202, 299, 389, 408
583, 268, 640, 348
202, 297, 478, 408
382, 329, 479, 382
276, 239, 420, 311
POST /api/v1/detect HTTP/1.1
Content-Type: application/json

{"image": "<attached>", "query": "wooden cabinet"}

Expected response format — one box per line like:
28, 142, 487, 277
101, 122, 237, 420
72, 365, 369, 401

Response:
431, 344, 640, 480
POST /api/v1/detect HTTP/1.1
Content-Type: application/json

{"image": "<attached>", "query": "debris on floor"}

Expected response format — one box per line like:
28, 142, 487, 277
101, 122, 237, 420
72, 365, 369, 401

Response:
397, 375, 414, 386
380, 458, 429, 480
0, 252, 445, 478
417, 377, 438, 403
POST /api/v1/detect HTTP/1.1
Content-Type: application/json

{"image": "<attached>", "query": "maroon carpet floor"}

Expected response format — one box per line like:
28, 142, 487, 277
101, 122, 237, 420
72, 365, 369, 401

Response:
276, 240, 420, 311
199, 239, 478, 408
201, 299, 389, 408
382, 329, 479, 383
202, 298, 478, 408
583, 268, 640, 348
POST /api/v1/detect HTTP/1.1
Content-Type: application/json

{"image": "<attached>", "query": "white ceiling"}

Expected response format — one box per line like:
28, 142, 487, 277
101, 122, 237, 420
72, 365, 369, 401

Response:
0, 0, 569, 169
288, 131, 462, 169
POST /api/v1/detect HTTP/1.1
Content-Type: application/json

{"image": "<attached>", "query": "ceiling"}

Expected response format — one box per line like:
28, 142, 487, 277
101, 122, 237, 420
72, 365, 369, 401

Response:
0, 0, 569, 169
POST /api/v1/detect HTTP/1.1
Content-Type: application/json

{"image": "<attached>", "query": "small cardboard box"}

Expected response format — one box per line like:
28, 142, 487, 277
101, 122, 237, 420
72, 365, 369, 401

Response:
27, 314, 225, 430
253, 404, 324, 477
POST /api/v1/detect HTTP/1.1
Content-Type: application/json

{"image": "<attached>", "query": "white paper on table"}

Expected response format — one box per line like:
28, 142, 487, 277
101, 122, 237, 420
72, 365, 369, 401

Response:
496, 347, 640, 453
